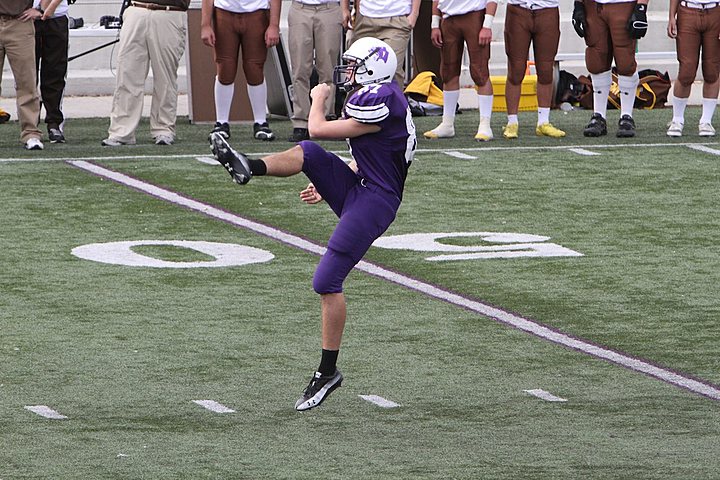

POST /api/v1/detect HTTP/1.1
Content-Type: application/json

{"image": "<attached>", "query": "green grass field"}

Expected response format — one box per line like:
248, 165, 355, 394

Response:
2, 107, 720, 479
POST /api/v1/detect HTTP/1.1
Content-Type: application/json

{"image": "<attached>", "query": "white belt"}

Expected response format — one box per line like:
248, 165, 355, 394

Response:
680, 1, 720, 9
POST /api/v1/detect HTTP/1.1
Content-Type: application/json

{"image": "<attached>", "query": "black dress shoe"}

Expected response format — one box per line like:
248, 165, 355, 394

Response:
288, 128, 309, 142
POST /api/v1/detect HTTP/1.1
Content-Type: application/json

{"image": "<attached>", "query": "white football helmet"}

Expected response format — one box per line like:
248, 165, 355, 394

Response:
333, 37, 397, 91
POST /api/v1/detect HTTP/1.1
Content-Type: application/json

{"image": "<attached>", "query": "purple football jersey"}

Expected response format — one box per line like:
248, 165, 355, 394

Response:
344, 81, 416, 199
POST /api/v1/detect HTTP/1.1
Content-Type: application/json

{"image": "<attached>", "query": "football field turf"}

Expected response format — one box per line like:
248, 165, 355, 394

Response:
2, 108, 720, 478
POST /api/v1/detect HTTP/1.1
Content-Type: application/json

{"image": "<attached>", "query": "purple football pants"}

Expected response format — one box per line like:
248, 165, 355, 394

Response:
300, 141, 401, 294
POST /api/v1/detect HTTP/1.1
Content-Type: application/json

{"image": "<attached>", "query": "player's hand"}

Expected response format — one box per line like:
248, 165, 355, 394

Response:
300, 183, 323, 204
265, 24, 280, 48
19, 7, 42, 21
201, 25, 215, 47
627, 3, 648, 39
667, 18, 677, 39
572, 1, 586, 38
431, 28, 443, 48
407, 11, 418, 29
478, 27, 492, 46
311, 83, 331, 102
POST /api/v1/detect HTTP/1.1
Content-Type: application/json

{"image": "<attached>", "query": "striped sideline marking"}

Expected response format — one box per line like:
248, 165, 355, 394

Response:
4, 140, 720, 164
67, 160, 720, 402
524, 389, 568, 402
24, 405, 68, 419
569, 148, 601, 156
359, 395, 401, 408
193, 400, 236, 413
687, 144, 720, 156
445, 151, 476, 160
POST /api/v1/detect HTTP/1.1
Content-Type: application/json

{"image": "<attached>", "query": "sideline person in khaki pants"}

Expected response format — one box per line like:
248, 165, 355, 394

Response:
0, 0, 43, 149
343, 0, 420, 86
102, 0, 189, 147
287, 0, 345, 143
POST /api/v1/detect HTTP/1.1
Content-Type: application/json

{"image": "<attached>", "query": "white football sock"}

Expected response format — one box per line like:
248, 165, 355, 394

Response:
592, 70, 612, 118
442, 90, 460, 124
672, 96, 688, 124
214, 77, 234, 124
478, 94, 493, 119
618, 72, 639, 117
247, 81, 268, 124
537, 107, 550, 125
507, 114, 519, 125
700, 98, 717, 124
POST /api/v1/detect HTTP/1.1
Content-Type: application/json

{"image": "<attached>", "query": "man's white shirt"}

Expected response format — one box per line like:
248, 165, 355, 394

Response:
359, 0, 412, 18
214, 0, 270, 14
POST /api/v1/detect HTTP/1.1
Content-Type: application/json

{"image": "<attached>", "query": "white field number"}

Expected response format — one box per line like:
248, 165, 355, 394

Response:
372, 232, 583, 261
71, 240, 274, 268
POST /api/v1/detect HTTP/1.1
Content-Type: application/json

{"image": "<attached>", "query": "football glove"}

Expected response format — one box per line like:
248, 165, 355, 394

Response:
572, 1, 587, 38
627, 3, 648, 39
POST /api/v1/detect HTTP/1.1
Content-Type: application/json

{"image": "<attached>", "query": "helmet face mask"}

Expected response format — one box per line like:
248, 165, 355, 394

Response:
333, 37, 397, 91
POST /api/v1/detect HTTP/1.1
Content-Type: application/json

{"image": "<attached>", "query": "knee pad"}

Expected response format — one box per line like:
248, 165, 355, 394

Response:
312, 248, 356, 294
505, 58, 527, 85
243, 60, 265, 86
469, 64, 489, 88
217, 68, 236, 86
535, 62, 554, 85
440, 63, 461, 86
700, 65, 718, 85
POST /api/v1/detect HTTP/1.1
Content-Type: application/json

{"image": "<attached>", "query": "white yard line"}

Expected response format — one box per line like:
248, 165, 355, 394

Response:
67, 160, 720, 402
196, 156, 220, 165
4, 141, 720, 164
359, 395, 401, 408
192, 400, 236, 413
524, 389, 568, 402
687, 144, 720, 156
445, 151, 476, 160
568, 148, 601, 156
24, 405, 68, 419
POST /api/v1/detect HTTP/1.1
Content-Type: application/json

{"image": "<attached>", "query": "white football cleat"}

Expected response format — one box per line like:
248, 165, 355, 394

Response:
474, 117, 493, 142
666, 121, 683, 137
699, 123, 716, 137
423, 122, 455, 139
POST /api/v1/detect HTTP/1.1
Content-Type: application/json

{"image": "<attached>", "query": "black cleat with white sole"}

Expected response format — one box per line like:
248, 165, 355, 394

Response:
295, 369, 343, 411
210, 132, 252, 185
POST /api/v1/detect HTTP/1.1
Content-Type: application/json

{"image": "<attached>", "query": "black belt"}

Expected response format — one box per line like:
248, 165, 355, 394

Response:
131, 1, 186, 12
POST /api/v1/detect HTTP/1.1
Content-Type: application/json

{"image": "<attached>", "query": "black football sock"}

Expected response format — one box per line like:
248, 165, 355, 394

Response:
318, 349, 339, 376
249, 159, 266, 176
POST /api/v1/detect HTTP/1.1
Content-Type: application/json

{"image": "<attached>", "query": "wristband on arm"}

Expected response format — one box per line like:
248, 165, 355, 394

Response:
482, 14, 494, 29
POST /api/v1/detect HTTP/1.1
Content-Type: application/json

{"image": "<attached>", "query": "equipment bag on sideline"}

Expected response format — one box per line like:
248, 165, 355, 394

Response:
577, 68, 671, 110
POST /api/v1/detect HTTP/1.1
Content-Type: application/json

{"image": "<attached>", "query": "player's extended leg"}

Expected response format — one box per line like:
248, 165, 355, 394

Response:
210, 133, 303, 184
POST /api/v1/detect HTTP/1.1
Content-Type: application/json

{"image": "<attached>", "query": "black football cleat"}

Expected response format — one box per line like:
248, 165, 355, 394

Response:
616, 114, 636, 138
48, 127, 66, 144
583, 113, 607, 137
210, 132, 252, 185
253, 122, 275, 141
295, 369, 343, 411
209, 122, 230, 141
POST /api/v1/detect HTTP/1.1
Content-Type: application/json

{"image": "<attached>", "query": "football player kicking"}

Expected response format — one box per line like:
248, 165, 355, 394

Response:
210, 37, 416, 411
